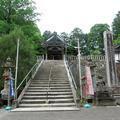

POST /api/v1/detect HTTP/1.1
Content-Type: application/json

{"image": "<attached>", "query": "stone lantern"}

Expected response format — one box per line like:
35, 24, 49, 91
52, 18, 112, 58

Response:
1, 57, 14, 100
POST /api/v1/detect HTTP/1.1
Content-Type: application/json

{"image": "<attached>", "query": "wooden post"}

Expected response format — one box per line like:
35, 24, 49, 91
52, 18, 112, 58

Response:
15, 39, 20, 100
77, 38, 83, 99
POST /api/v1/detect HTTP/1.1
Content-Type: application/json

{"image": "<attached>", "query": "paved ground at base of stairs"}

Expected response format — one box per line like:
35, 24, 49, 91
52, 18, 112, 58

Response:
0, 106, 120, 120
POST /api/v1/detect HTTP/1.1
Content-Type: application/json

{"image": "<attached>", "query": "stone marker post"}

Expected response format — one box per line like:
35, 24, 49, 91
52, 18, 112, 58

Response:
104, 31, 118, 87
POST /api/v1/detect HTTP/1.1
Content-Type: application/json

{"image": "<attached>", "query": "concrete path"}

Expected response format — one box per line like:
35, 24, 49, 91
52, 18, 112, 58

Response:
0, 106, 120, 120
0, 109, 8, 119
11, 107, 80, 112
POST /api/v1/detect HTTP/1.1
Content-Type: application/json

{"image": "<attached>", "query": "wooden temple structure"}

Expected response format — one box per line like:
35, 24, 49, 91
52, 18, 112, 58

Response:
43, 32, 66, 60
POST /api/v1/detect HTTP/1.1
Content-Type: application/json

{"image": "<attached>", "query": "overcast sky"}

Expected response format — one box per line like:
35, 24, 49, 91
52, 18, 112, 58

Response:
34, 0, 120, 34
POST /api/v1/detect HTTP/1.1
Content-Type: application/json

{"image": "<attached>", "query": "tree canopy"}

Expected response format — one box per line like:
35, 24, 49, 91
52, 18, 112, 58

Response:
112, 11, 120, 45
0, 0, 42, 90
88, 24, 110, 55
112, 11, 120, 39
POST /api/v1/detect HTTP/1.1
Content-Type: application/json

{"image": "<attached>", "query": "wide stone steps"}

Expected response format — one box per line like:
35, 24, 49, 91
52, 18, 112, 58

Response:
30, 82, 70, 85
17, 60, 78, 111
24, 91, 73, 95
32, 79, 68, 82
22, 95, 73, 99
32, 81, 68, 83
12, 107, 79, 112
26, 89, 72, 92
21, 99, 74, 104
28, 87, 71, 89
19, 103, 76, 108
29, 84, 70, 87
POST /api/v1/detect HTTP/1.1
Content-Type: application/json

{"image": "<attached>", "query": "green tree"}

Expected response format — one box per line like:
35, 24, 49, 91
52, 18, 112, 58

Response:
60, 32, 69, 42
0, 0, 42, 91
88, 24, 110, 55
0, 0, 39, 34
43, 30, 52, 41
69, 28, 89, 55
112, 11, 120, 39
113, 34, 120, 45
0, 28, 36, 89
112, 11, 120, 45
21, 23, 42, 55
60, 32, 76, 55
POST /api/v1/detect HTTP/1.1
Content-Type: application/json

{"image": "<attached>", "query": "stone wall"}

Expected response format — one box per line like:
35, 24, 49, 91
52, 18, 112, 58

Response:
66, 55, 107, 92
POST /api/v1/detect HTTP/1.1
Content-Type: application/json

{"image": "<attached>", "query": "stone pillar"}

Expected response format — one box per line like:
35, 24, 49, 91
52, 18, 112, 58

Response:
104, 31, 118, 87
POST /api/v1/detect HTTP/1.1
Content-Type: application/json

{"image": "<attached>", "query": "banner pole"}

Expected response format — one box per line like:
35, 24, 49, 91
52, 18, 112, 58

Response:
14, 39, 20, 101
77, 38, 83, 100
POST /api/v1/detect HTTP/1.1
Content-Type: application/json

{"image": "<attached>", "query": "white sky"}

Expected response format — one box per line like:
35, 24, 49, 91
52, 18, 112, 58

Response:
34, 0, 120, 34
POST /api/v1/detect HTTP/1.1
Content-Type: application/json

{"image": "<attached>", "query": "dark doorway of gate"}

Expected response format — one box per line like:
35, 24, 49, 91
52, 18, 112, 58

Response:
47, 47, 63, 60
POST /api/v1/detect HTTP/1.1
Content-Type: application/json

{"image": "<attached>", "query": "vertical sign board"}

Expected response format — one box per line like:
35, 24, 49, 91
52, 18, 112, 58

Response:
104, 31, 118, 87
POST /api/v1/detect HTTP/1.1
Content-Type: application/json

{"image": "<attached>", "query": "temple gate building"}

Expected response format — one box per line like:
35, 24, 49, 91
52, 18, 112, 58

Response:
43, 32, 66, 60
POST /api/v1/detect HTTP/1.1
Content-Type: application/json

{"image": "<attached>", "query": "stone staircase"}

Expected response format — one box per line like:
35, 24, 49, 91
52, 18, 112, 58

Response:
13, 60, 79, 111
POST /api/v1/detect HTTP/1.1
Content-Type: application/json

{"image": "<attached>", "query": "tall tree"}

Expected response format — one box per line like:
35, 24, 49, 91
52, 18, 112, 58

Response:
0, 0, 39, 34
88, 24, 110, 55
69, 27, 89, 55
112, 11, 120, 40
60, 32, 69, 43
113, 34, 120, 45
0, 0, 42, 90
60, 32, 69, 49
70, 27, 83, 47
43, 30, 52, 41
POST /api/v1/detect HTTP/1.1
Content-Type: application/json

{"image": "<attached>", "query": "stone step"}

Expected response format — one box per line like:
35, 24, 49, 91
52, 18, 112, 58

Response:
19, 103, 76, 107
29, 84, 70, 87
34, 78, 50, 80
31, 82, 70, 84
12, 107, 80, 112
32, 79, 69, 82
114, 96, 120, 98
31, 81, 69, 84
34, 78, 68, 80
21, 99, 74, 104
30, 84, 70, 87
26, 89, 72, 92
23, 95, 73, 99
28, 87, 71, 89
113, 94, 120, 96
24, 92, 73, 95
52, 76, 68, 78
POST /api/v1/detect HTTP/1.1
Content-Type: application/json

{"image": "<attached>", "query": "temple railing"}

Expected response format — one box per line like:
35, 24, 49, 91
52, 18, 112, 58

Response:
81, 55, 105, 61
66, 55, 105, 61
